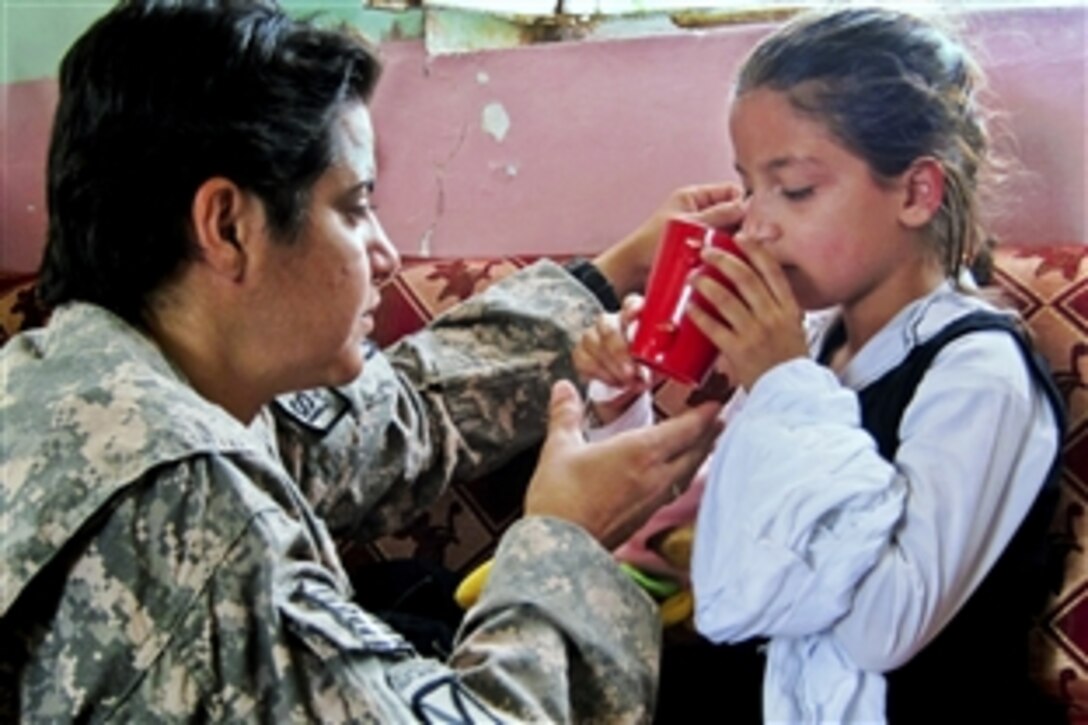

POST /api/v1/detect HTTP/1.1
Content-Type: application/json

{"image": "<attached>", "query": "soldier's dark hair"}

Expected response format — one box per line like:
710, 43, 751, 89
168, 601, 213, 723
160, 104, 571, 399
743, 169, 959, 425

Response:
38, 0, 382, 323
736, 8, 993, 282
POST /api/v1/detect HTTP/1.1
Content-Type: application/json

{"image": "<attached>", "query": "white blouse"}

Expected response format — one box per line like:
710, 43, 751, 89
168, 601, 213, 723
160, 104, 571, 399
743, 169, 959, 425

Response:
690, 282, 1061, 722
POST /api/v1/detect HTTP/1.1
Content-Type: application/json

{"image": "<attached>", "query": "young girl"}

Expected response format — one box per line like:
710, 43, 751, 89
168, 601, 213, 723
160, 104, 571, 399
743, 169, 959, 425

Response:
575, 7, 1066, 723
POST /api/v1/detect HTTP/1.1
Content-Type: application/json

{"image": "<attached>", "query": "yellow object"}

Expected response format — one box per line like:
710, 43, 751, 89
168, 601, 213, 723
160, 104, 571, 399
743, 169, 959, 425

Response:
454, 556, 694, 629
659, 589, 694, 627
657, 525, 695, 571
454, 558, 494, 609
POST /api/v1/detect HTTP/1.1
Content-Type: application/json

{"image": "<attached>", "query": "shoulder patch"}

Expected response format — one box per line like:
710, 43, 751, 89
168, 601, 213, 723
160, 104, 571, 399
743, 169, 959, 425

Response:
411, 676, 505, 724
281, 575, 415, 657
274, 387, 351, 436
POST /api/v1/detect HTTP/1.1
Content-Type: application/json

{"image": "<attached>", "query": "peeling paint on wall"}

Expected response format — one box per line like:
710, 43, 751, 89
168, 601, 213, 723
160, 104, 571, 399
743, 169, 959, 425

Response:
481, 102, 510, 142
488, 160, 519, 178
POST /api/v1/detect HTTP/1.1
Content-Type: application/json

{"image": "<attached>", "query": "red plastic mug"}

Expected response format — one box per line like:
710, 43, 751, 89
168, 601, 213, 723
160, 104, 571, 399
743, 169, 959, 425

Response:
629, 218, 746, 386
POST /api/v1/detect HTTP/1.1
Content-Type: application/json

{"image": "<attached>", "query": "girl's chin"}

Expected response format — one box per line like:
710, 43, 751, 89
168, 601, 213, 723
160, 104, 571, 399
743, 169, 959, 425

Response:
788, 285, 825, 312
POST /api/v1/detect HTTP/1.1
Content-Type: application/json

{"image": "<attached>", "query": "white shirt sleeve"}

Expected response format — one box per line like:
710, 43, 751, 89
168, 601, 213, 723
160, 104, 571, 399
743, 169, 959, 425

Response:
692, 332, 1059, 672
692, 358, 907, 641
583, 381, 654, 442
830, 332, 1059, 671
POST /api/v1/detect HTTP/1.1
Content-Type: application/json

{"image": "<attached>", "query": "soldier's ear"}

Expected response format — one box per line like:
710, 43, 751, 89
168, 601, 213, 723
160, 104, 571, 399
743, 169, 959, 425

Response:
190, 178, 251, 281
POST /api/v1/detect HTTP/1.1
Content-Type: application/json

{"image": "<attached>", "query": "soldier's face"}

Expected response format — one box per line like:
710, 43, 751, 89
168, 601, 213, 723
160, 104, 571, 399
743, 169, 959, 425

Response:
257, 102, 400, 391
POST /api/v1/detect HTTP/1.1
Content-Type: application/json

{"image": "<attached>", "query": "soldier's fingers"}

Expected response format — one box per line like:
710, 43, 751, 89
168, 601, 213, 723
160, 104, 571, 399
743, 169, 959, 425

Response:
625, 401, 722, 464
544, 380, 586, 450
680, 182, 745, 211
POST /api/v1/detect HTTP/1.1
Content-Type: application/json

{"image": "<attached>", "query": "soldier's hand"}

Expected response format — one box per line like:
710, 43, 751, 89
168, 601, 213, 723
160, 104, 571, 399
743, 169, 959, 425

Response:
524, 380, 723, 550
591, 182, 745, 298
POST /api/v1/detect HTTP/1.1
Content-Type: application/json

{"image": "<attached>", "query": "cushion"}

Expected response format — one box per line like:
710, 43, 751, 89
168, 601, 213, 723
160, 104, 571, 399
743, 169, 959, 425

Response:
995, 244, 1088, 718
0, 272, 46, 345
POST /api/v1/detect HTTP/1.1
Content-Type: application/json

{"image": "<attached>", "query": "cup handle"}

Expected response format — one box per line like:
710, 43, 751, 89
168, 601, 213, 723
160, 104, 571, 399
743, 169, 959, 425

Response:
667, 227, 717, 326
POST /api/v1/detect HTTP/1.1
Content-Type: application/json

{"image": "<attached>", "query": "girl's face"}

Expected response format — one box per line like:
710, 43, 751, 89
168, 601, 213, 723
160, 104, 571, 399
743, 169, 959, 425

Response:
729, 88, 930, 314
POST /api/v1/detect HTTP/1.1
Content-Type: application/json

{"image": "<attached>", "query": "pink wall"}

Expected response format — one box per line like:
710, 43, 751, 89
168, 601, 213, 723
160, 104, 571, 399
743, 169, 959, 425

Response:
1, 5, 1084, 273
0, 79, 56, 272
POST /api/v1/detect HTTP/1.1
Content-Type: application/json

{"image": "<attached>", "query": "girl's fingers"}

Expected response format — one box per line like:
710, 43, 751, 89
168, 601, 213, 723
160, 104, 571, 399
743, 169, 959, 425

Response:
691, 254, 760, 343
596, 314, 637, 383
700, 247, 773, 317
575, 311, 643, 388
734, 236, 800, 316
575, 326, 614, 383
619, 294, 644, 328
686, 296, 737, 355
572, 340, 602, 382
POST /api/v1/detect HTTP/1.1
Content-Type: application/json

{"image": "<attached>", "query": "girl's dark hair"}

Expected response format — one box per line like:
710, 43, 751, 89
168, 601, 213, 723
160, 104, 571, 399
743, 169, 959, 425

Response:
38, 0, 382, 323
736, 8, 992, 281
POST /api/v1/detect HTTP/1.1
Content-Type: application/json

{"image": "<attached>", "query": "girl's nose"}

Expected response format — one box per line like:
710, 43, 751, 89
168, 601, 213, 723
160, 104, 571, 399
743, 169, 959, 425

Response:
735, 203, 779, 246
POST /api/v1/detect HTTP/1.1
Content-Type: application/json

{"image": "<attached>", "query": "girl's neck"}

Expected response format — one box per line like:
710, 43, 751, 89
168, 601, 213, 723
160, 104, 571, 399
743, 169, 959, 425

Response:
832, 264, 947, 373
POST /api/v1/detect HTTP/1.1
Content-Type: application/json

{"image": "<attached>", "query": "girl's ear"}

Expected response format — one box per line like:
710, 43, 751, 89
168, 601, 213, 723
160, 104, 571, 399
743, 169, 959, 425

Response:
899, 157, 945, 229
190, 177, 251, 281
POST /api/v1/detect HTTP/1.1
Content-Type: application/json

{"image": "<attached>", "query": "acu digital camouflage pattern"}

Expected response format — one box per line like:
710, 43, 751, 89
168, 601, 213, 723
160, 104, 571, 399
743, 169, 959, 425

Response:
276, 261, 605, 541
0, 261, 661, 722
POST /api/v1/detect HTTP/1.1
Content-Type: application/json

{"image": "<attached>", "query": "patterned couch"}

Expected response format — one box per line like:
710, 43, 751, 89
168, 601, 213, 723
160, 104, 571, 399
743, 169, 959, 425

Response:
2, 243, 1087, 719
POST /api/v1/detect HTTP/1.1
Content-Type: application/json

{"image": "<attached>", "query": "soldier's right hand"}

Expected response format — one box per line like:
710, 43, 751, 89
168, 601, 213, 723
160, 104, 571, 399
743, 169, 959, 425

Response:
523, 380, 722, 550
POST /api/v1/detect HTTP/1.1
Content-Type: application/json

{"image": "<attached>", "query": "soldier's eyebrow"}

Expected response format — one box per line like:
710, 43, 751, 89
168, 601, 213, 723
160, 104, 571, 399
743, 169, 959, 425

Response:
345, 180, 374, 197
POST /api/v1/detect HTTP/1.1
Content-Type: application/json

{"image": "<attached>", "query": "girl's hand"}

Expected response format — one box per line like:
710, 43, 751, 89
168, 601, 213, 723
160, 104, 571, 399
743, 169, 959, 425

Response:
574, 294, 644, 388
687, 236, 807, 391
573, 295, 651, 424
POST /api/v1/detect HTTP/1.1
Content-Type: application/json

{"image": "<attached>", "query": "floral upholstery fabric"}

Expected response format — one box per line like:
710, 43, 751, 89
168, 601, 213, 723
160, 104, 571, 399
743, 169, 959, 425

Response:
0, 272, 47, 346
994, 245, 1088, 720
2, 245, 1086, 719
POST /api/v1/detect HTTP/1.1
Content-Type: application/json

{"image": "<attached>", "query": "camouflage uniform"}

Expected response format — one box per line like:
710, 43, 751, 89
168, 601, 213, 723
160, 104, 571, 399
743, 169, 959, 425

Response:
0, 261, 660, 723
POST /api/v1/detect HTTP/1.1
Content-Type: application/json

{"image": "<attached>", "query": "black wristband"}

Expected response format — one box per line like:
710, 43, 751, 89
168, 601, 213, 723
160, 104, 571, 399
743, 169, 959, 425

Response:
563, 257, 620, 312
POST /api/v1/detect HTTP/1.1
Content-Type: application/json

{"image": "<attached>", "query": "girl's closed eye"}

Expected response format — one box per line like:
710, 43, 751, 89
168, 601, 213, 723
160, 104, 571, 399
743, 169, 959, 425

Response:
781, 186, 814, 201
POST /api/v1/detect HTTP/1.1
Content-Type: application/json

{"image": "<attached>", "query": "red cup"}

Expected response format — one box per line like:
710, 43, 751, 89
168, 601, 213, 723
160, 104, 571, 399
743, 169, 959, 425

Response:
629, 217, 746, 386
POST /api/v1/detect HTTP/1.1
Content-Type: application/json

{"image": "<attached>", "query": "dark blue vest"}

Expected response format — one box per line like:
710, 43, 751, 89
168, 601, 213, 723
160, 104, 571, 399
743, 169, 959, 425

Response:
818, 310, 1066, 722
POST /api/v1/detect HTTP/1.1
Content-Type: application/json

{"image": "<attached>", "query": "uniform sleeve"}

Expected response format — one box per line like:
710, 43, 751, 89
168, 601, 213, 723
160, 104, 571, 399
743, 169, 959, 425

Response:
229, 518, 660, 724
79, 458, 659, 723
829, 333, 1059, 670
273, 260, 602, 541
692, 358, 906, 643
452, 517, 661, 723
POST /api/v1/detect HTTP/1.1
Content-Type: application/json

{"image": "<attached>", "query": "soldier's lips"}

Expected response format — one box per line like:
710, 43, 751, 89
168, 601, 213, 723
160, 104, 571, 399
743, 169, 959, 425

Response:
360, 298, 381, 335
